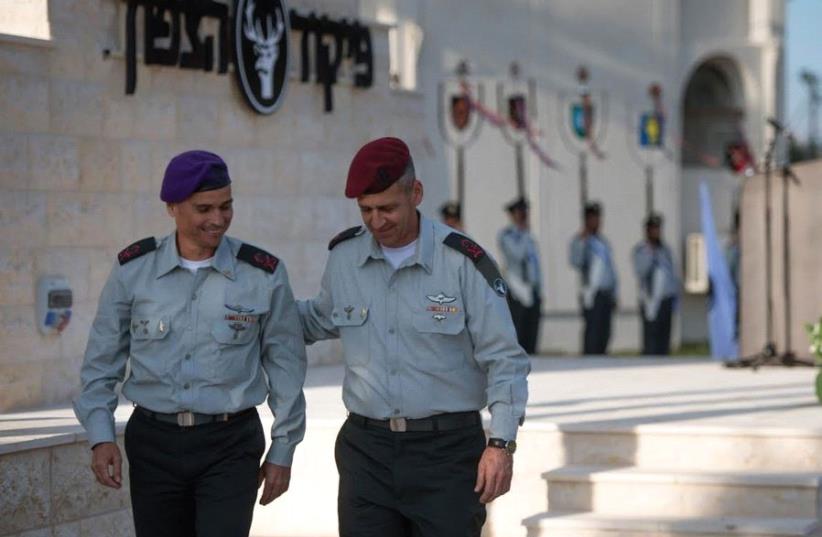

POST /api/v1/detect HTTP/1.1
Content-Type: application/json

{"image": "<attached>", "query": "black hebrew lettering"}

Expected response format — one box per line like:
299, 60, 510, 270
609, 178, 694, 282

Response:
125, 0, 230, 94
348, 21, 373, 88
288, 10, 374, 112
144, 2, 180, 66
289, 11, 315, 83
179, 1, 229, 74
123, 0, 374, 113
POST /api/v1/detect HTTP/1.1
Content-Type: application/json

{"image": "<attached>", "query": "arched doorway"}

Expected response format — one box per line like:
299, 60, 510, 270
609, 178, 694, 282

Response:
679, 56, 747, 346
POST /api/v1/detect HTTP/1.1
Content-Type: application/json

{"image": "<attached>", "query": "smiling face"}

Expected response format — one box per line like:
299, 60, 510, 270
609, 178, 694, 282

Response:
166, 185, 233, 259
357, 179, 423, 248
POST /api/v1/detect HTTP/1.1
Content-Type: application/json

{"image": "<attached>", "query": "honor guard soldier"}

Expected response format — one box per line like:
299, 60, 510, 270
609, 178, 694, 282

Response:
569, 202, 618, 354
73, 150, 307, 537
632, 213, 679, 355
439, 200, 464, 231
498, 197, 543, 354
298, 137, 530, 537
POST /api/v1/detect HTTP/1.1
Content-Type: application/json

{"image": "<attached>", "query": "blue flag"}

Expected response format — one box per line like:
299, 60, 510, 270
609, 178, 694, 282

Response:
699, 182, 738, 360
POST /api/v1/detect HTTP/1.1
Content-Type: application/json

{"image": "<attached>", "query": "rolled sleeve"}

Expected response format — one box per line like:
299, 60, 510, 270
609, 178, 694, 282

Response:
261, 262, 308, 466
73, 262, 131, 449
462, 255, 530, 440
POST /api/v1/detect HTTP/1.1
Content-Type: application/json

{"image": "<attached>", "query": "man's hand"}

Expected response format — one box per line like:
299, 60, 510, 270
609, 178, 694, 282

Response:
258, 462, 291, 505
474, 447, 513, 504
90, 442, 122, 489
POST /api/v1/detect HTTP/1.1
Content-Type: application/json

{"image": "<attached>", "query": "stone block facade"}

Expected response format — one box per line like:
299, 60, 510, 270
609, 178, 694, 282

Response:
0, 0, 423, 412
0, 438, 133, 537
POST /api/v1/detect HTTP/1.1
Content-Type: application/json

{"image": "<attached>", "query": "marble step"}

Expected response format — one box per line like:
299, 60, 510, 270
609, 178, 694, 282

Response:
522, 512, 820, 537
543, 466, 822, 519
551, 424, 822, 472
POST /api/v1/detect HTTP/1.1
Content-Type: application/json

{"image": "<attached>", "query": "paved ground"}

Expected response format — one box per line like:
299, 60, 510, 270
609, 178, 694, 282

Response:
288, 355, 822, 432
3, 356, 821, 453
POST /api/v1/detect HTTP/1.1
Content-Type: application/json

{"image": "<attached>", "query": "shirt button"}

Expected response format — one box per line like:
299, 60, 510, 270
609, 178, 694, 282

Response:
185, 353, 191, 360
388, 328, 395, 334
191, 293, 197, 301
183, 383, 190, 389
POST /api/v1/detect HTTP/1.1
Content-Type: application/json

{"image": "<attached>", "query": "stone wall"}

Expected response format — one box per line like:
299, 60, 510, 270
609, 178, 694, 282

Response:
0, 436, 133, 537
0, 0, 427, 412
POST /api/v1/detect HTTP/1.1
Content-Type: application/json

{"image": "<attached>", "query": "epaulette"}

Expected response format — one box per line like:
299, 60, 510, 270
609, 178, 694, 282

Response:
117, 237, 157, 265
237, 243, 279, 274
329, 226, 364, 250
443, 233, 508, 297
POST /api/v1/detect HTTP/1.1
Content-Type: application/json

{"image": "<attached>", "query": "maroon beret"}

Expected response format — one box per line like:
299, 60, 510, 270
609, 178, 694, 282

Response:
345, 137, 412, 198
160, 150, 231, 203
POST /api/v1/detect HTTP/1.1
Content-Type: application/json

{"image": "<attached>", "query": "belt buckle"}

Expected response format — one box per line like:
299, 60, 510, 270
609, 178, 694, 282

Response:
177, 411, 195, 427
389, 417, 407, 432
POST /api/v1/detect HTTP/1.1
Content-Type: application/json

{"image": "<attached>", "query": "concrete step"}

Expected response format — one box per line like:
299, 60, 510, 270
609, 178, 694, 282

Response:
553, 424, 822, 472
522, 512, 820, 537
543, 466, 822, 519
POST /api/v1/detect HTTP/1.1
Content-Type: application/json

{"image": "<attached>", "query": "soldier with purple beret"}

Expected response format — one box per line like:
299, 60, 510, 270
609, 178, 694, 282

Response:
74, 150, 307, 537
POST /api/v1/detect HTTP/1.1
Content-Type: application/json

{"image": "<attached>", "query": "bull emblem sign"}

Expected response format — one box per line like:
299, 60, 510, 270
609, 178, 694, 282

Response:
234, 0, 290, 114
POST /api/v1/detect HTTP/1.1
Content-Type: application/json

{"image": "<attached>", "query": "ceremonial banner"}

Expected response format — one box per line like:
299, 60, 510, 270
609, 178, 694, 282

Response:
700, 181, 738, 361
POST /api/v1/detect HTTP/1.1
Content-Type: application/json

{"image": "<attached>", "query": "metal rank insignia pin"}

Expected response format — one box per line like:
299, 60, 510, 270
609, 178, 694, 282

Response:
360, 307, 368, 320
344, 305, 354, 320
229, 322, 247, 340
158, 320, 166, 334
426, 292, 457, 305
225, 304, 254, 313
137, 319, 149, 335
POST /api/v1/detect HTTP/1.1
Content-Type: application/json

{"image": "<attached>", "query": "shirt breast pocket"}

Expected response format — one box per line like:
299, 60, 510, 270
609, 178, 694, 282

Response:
209, 299, 270, 381
331, 305, 370, 366
129, 316, 171, 376
212, 301, 269, 346
412, 311, 468, 372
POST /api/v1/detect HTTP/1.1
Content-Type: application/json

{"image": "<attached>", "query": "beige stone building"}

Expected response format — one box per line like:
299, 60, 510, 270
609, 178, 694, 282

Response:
0, 1, 794, 536
0, 0, 787, 416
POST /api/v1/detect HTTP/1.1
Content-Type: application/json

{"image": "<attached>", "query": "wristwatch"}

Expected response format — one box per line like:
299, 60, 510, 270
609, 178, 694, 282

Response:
487, 437, 517, 455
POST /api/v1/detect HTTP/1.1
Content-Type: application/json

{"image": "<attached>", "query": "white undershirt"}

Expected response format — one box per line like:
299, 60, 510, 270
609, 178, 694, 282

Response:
180, 256, 214, 273
381, 240, 417, 269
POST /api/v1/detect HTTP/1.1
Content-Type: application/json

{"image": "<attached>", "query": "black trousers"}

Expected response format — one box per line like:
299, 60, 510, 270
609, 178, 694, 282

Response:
641, 296, 674, 355
508, 292, 541, 354
124, 408, 264, 537
335, 416, 487, 537
582, 290, 614, 355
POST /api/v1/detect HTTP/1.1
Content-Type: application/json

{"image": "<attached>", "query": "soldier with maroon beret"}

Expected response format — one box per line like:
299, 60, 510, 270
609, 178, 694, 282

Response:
299, 137, 530, 536
74, 150, 307, 537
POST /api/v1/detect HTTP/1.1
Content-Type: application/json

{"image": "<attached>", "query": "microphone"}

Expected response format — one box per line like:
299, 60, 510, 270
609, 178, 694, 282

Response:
767, 117, 795, 141
767, 117, 785, 132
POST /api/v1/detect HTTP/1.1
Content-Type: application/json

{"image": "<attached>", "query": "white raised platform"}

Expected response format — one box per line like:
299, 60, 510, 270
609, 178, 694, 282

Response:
522, 513, 820, 537
3, 357, 822, 537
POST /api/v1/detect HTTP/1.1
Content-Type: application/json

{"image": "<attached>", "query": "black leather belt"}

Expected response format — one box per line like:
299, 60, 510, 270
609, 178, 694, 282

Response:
347, 411, 480, 433
135, 406, 255, 428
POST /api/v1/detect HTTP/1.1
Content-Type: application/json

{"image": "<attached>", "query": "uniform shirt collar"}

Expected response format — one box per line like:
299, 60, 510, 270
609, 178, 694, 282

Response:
356, 212, 433, 273
155, 233, 236, 280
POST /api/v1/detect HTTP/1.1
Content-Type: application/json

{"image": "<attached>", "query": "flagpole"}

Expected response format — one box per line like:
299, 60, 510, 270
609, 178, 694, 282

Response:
515, 143, 525, 198
579, 151, 588, 208
456, 145, 466, 207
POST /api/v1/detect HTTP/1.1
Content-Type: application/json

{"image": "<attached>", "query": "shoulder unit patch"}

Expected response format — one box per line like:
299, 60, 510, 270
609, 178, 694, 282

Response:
443, 233, 508, 297
117, 237, 157, 265
237, 243, 279, 274
328, 226, 364, 251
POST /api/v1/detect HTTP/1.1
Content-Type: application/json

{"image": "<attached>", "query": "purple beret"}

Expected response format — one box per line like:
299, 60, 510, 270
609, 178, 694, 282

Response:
345, 137, 412, 198
160, 150, 231, 203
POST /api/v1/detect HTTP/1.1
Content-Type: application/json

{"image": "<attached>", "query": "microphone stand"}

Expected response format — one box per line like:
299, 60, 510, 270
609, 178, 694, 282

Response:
727, 123, 813, 369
